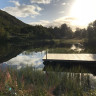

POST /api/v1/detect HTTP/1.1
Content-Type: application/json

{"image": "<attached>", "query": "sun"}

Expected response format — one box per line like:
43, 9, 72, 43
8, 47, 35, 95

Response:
70, 0, 96, 28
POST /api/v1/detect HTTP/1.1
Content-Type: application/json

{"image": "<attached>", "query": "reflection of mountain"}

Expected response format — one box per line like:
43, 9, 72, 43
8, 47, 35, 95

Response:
0, 43, 23, 63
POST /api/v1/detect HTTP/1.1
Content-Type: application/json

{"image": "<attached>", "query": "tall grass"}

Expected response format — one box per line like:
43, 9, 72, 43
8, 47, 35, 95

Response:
0, 66, 96, 96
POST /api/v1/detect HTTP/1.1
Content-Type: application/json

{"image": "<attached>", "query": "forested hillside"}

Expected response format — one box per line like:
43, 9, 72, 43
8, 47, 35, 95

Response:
0, 10, 73, 41
0, 10, 28, 41
1, 9, 96, 45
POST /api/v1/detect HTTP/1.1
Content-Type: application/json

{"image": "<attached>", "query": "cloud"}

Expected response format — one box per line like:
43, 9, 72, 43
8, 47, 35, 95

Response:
2, 1, 42, 18
29, 20, 50, 26
52, 17, 86, 31
29, 16, 78, 31
9, 0, 20, 6
52, 17, 80, 31
30, 0, 51, 4
62, 3, 66, 5
59, 11, 65, 14
51, 17, 74, 27
62, 2, 70, 6
31, 17, 77, 27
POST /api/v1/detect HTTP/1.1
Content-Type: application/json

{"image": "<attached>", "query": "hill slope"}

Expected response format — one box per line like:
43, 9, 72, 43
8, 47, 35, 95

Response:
0, 10, 53, 41
0, 10, 26, 27
0, 10, 73, 41
0, 10, 28, 41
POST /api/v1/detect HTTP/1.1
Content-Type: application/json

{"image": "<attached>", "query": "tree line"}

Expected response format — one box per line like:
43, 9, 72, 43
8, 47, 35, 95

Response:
20, 24, 73, 40
0, 9, 96, 45
73, 20, 96, 46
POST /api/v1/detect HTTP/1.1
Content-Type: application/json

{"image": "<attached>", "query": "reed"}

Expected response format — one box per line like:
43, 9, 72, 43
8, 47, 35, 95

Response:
0, 66, 96, 96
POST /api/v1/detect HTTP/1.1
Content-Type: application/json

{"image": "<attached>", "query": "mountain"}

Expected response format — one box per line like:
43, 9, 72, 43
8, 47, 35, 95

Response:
0, 10, 27, 27
0, 10, 52, 41
0, 10, 73, 41
0, 9, 28, 41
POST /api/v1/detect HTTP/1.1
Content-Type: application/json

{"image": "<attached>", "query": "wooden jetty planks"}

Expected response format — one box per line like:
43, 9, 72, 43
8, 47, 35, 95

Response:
43, 54, 96, 61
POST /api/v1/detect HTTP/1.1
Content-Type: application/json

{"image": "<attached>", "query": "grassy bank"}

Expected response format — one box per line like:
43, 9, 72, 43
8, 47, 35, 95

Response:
52, 39, 84, 44
0, 66, 96, 96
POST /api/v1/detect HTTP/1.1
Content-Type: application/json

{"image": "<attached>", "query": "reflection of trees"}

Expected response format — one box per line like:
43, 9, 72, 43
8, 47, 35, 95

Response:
44, 63, 96, 76
81, 73, 91, 91
0, 43, 22, 63
44, 66, 92, 95
53, 73, 91, 96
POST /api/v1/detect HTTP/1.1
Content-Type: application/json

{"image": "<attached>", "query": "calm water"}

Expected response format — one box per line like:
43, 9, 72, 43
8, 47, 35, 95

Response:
0, 43, 84, 69
1, 51, 45, 69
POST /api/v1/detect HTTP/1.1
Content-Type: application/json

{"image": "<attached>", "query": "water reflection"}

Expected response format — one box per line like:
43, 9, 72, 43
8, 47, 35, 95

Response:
1, 51, 45, 70
0, 42, 84, 64
1, 42, 96, 92
53, 73, 96, 96
0, 42, 96, 74
43, 62, 96, 76
71, 43, 84, 52
0, 43, 23, 63
43, 65, 96, 92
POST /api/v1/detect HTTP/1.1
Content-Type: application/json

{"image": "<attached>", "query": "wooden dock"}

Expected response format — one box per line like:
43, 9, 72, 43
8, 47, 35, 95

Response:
43, 54, 96, 61
43, 54, 96, 65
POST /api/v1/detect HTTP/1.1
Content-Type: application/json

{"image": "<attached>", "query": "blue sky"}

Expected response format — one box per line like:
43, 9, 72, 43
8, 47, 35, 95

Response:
1, 0, 96, 30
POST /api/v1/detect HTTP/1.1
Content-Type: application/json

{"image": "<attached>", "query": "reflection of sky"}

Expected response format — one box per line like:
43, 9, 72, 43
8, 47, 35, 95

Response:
71, 44, 84, 52
3, 51, 45, 69
89, 74, 96, 89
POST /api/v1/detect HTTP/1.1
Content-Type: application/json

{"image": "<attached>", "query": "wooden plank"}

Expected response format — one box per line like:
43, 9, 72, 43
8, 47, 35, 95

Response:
43, 54, 96, 61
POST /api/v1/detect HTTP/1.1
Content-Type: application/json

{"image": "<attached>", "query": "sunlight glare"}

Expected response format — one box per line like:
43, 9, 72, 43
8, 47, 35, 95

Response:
70, 0, 96, 27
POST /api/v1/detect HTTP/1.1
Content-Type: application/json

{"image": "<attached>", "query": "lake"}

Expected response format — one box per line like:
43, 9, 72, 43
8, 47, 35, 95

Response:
0, 42, 84, 69
0, 42, 96, 94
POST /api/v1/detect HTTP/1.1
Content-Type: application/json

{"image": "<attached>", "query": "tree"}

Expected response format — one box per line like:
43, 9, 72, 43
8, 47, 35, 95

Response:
59, 24, 73, 38
0, 27, 9, 40
87, 20, 96, 44
74, 28, 87, 39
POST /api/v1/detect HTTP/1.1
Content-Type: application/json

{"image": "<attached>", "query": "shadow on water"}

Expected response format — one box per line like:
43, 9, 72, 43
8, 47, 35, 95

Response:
0, 43, 22, 63
43, 62, 96, 95
43, 63, 96, 76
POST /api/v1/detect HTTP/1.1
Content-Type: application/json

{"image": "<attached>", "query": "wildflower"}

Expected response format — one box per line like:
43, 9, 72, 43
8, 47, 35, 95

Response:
5, 71, 12, 85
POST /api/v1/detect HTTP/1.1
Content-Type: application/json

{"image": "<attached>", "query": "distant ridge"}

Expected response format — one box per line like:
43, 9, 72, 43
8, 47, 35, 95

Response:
0, 9, 29, 41
0, 9, 27, 27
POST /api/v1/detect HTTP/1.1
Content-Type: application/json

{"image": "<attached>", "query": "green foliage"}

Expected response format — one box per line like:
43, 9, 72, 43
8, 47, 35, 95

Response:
21, 25, 53, 40
0, 10, 27, 41
0, 66, 96, 96
32, 89, 49, 96
87, 20, 96, 45
73, 20, 96, 47
60, 24, 73, 38
2, 9, 96, 45
0, 10, 73, 41
73, 28, 87, 39
48, 24, 73, 39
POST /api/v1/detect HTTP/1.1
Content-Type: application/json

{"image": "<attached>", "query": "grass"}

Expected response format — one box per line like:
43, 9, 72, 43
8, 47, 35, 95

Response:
52, 39, 84, 44
0, 66, 96, 96
22, 38, 85, 54
48, 48, 77, 53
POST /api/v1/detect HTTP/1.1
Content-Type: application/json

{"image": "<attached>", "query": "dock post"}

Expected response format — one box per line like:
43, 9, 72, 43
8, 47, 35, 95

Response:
46, 50, 47, 60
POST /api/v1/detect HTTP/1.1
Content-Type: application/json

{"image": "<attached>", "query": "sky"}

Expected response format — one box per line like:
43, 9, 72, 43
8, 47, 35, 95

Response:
0, 0, 96, 30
